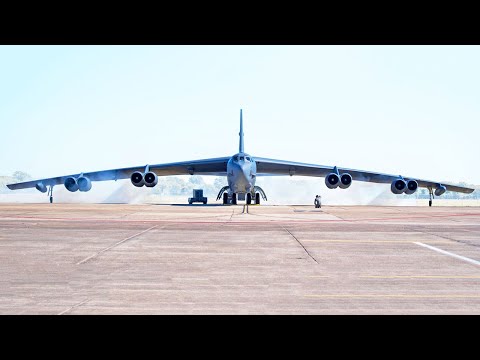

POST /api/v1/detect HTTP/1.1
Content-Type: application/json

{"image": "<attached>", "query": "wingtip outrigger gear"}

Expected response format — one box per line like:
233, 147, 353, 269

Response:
217, 186, 230, 202
48, 185, 54, 203
428, 186, 434, 207
253, 186, 267, 202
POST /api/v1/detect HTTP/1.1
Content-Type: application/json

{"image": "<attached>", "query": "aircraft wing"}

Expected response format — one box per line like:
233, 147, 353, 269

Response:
6, 157, 230, 190
254, 157, 475, 194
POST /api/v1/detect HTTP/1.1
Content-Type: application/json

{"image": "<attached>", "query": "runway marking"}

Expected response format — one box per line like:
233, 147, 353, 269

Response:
414, 242, 480, 267
282, 226, 318, 264
304, 294, 480, 299
77, 225, 159, 265
360, 275, 480, 279
58, 299, 89, 315
302, 239, 450, 244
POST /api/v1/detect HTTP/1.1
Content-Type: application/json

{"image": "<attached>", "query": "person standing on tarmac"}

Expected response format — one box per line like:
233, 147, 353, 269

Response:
314, 195, 321, 208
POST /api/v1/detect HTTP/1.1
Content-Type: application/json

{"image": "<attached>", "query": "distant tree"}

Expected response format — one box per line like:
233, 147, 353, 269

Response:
12, 171, 32, 182
188, 176, 205, 187
213, 177, 225, 189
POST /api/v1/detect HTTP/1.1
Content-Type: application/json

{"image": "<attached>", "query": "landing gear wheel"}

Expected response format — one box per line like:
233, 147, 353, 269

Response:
223, 193, 228, 205
255, 192, 260, 205
50, 196, 53, 204
429, 200, 432, 207
203, 200, 207, 204
232, 193, 237, 205
246, 193, 252, 205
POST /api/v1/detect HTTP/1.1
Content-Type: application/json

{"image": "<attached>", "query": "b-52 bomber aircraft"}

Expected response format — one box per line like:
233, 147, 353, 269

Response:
7, 110, 475, 206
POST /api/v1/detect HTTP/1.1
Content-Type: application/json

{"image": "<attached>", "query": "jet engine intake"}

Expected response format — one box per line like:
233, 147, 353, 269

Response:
35, 182, 47, 193
339, 173, 352, 189
78, 176, 92, 192
64, 176, 79, 192
391, 179, 406, 194
404, 179, 418, 195
435, 185, 446, 196
131, 171, 145, 187
325, 173, 340, 189
144, 172, 158, 187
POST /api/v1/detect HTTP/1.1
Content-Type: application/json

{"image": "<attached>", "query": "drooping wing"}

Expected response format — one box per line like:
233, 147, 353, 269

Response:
254, 157, 475, 194
6, 157, 230, 190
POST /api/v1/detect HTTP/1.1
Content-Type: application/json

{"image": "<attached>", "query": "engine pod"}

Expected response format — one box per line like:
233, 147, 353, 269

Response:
391, 179, 406, 194
144, 172, 158, 187
404, 180, 418, 195
64, 176, 79, 192
325, 173, 340, 189
78, 176, 92, 192
435, 185, 446, 196
339, 173, 352, 189
131, 171, 145, 187
35, 182, 47, 193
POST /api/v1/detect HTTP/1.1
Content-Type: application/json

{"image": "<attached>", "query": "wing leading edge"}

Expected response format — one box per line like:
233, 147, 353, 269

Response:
6, 157, 230, 190
254, 157, 475, 194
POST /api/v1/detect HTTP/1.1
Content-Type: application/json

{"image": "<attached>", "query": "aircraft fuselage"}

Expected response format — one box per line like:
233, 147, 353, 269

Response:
227, 152, 257, 195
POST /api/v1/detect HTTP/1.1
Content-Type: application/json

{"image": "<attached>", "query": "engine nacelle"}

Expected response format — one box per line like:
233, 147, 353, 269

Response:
35, 182, 47, 193
131, 171, 145, 187
391, 179, 407, 194
64, 176, 79, 192
339, 173, 352, 189
325, 173, 340, 189
78, 176, 92, 192
435, 185, 446, 196
144, 172, 158, 187
404, 179, 418, 195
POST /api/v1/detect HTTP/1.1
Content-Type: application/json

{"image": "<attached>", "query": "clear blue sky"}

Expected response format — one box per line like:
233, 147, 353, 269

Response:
1, 45, 479, 184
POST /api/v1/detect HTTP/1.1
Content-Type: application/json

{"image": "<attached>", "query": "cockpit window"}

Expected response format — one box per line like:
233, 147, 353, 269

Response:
245, 157, 251, 161
239, 156, 244, 161
233, 156, 238, 161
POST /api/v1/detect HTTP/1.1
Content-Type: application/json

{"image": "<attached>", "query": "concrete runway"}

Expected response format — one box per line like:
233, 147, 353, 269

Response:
1, 203, 480, 314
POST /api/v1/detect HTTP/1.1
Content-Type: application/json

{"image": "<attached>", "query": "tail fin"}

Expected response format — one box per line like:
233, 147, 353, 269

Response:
239, 109, 244, 153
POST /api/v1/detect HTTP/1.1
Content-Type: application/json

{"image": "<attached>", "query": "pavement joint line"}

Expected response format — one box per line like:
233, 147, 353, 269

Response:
77, 225, 159, 265
413, 242, 480, 267
58, 299, 89, 315
282, 226, 318, 264
2, 211, 480, 224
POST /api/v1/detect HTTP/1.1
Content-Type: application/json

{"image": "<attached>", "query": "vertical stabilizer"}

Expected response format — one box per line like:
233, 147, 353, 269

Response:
239, 109, 244, 153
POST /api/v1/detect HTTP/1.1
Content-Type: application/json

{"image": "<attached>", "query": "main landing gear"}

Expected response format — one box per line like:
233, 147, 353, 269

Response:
246, 192, 260, 205
218, 186, 268, 205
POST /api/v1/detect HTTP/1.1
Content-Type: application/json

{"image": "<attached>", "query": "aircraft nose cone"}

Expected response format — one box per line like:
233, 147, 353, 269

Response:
231, 162, 251, 192
241, 163, 251, 179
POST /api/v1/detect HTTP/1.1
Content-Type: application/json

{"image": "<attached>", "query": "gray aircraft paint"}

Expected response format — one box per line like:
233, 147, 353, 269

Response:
6, 110, 475, 202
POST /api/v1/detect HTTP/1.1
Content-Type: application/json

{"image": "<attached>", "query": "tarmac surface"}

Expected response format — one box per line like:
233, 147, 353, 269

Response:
1, 203, 480, 314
